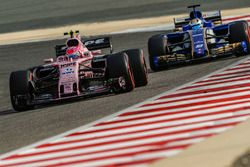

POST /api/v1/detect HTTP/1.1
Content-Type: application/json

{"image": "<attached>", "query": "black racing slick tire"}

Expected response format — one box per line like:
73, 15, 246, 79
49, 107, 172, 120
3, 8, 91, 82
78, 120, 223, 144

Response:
229, 20, 250, 55
9, 70, 34, 111
124, 49, 148, 87
148, 34, 168, 71
107, 52, 135, 93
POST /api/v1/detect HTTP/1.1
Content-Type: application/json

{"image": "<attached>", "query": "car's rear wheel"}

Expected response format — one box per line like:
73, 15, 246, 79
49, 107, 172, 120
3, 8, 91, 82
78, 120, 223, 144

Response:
124, 49, 148, 87
9, 70, 34, 111
148, 34, 168, 71
107, 52, 135, 93
229, 20, 250, 56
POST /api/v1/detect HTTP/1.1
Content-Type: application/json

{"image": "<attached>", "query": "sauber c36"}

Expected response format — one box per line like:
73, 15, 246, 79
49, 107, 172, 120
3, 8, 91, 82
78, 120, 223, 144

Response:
148, 4, 250, 71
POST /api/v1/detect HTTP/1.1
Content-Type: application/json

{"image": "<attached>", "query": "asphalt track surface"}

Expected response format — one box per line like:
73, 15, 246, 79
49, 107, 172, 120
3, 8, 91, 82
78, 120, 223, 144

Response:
0, 31, 248, 155
0, 0, 250, 33
0, 0, 250, 157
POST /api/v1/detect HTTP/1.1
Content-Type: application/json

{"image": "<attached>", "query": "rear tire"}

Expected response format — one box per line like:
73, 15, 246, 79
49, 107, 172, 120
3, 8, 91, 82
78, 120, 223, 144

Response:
124, 49, 148, 87
9, 70, 34, 111
229, 20, 250, 56
148, 34, 168, 71
107, 52, 135, 93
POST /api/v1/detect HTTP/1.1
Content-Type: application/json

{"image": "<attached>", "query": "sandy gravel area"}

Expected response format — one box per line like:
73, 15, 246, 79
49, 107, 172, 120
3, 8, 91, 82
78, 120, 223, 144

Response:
0, 7, 249, 45
150, 118, 250, 167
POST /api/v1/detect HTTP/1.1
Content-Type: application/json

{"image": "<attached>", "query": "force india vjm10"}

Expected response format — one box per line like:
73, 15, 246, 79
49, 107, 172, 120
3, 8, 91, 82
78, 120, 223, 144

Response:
148, 4, 250, 71
9, 31, 148, 111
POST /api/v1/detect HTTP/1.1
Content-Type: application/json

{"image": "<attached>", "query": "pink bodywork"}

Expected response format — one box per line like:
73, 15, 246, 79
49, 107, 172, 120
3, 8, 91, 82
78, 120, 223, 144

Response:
45, 34, 102, 98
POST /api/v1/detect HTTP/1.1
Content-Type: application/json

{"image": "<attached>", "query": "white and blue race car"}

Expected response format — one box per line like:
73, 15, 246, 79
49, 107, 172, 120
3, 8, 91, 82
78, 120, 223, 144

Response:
148, 4, 250, 71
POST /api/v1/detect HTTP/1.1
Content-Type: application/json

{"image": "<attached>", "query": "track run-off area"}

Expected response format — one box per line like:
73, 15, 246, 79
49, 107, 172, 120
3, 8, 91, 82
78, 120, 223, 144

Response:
1, 55, 250, 167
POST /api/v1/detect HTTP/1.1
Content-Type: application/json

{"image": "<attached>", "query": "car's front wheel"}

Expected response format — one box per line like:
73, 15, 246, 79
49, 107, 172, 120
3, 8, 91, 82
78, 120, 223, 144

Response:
229, 20, 250, 56
9, 70, 34, 111
148, 34, 169, 71
124, 49, 148, 87
107, 52, 135, 93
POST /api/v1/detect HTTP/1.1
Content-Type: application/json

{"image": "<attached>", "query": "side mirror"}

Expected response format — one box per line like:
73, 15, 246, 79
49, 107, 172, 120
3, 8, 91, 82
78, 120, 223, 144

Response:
44, 58, 54, 64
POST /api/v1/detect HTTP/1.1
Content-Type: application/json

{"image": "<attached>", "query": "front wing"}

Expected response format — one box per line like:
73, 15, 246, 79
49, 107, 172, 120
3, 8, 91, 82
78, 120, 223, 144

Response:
30, 86, 111, 106
153, 42, 248, 68
30, 77, 126, 106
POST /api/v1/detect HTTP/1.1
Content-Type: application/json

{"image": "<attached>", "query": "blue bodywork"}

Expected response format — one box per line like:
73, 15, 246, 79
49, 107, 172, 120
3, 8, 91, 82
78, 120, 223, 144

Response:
148, 4, 250, 71
191, 28, 207, 57
152, 6, 248, 69
168, 9, 219, 58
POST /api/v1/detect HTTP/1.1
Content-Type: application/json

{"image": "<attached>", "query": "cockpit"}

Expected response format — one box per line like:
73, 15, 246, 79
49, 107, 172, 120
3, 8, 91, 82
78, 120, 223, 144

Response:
189, 18, 203, 30
181, 5, 214, 31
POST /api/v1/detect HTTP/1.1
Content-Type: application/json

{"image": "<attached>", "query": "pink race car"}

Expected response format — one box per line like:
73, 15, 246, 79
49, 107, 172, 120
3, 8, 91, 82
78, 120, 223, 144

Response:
9, 31, 148, 111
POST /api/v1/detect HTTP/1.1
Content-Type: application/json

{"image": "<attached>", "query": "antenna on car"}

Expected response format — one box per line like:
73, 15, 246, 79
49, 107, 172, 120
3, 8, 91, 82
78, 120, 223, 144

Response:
187, 4, 201, 18
63, 30, 80, 38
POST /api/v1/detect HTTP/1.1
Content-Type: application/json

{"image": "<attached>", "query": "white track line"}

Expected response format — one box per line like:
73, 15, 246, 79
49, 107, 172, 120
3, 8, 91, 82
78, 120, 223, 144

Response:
126, 91, 250, 112
0, 127, 230, 166
54, 115, 249, 143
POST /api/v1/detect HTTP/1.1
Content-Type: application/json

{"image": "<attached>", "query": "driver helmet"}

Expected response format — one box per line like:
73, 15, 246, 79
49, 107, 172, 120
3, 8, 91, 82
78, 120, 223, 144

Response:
190, 18, 203, 30
66, 47, 82, 59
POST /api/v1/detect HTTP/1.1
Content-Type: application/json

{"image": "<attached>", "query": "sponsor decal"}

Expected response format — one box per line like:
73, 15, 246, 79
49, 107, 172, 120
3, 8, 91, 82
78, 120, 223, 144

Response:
84, 38, 105, 46
60, 62, 76, 68
61, 67, 74, 75
195, 44, 204, 49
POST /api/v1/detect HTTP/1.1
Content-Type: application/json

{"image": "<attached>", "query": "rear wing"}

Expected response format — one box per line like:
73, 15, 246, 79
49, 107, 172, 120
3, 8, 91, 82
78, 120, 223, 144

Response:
174, 10, 222, 28
84, 37, 113, 53
55, 37, 113, 57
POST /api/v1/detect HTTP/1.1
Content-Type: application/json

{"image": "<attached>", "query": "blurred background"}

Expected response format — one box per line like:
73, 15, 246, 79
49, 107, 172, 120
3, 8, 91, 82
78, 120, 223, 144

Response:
0, 0, 250, 33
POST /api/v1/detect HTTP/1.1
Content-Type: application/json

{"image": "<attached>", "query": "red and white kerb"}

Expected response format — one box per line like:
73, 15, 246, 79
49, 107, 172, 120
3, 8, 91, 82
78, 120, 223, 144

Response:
1, 16, 250, 167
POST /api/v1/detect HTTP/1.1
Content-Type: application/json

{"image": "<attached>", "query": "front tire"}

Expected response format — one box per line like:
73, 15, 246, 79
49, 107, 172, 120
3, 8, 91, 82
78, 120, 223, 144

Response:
148, 34, 168, 71
9, 70, 34, 111
124, 49, 148, 87
107, 52, 135, 93
229, 20, 250, 56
